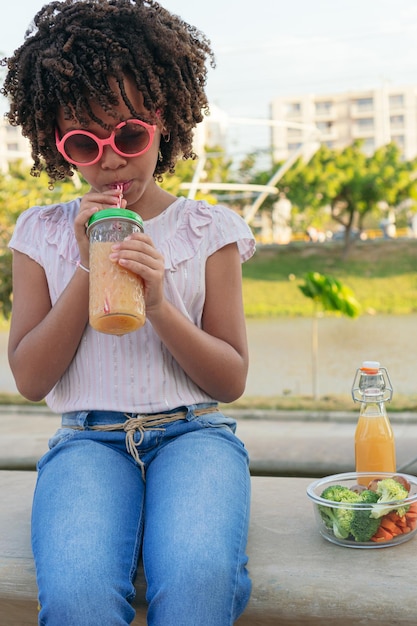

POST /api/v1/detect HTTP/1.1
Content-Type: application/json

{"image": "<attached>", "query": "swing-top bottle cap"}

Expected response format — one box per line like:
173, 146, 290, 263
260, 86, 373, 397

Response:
352, 361, 393, 403
360, 361, 380, 374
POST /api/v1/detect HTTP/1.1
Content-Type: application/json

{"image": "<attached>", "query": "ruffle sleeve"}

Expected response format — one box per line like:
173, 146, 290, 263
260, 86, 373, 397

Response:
156, 199, 256, 271
9, 200, 80, 266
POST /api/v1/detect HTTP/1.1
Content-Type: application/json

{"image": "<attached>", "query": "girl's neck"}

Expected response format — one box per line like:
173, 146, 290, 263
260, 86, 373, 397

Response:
128, 185, 177, 221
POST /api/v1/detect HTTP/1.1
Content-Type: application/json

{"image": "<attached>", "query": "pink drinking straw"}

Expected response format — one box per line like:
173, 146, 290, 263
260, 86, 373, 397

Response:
116, 184, 123, 208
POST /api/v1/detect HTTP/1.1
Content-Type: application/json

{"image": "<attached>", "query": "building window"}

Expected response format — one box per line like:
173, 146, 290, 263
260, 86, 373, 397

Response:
316, 121, 333, 133
315, 101, 333, 115
356, 117, 374, 130
286, 102, 301, 116
362, 137, 375, 152
391, 135, 405, 149
287, 142, 302, 152
389, 94, 404, 109
355, 97, 374, 112
7, 143, 19, 152
287, 127, 302, 137
390, 114, 405, 128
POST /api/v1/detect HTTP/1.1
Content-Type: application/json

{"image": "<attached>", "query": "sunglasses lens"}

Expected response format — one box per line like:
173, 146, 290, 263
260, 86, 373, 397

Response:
115, 122, 151, 155
63, 134, 100, 164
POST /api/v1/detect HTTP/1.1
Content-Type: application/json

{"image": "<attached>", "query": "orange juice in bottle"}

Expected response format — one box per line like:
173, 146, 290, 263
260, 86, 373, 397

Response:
87, 208, 145, 336
352, 361, 395, 484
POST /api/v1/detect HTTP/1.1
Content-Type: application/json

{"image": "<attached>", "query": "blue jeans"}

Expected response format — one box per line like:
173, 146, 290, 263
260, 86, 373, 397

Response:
32, 404, 252, 625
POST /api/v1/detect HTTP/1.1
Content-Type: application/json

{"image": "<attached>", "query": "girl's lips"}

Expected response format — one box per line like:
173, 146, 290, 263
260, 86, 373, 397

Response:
108, 180, 133, 194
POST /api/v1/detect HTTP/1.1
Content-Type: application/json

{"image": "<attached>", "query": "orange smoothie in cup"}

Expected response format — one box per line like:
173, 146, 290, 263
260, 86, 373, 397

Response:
89, 241, 145, 335
87, 208, 145, 336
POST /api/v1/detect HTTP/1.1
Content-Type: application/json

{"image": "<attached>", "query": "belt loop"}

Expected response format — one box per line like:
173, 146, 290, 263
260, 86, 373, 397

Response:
185, 403, 219, 421
185, 405, 197, 421
62, 411, 89, 428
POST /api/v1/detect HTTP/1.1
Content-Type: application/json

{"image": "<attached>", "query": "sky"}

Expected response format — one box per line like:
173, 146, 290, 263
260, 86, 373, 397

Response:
1, 0, 417, 155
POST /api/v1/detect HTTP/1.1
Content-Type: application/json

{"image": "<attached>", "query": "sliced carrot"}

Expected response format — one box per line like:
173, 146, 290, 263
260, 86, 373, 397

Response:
371, 527, 394, 541
387, 510, 410, 525
406, 516, 417, 530
380, 518, 401, 534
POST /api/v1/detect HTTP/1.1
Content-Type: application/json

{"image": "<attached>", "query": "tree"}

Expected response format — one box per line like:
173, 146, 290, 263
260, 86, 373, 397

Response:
160, 146, 236, 206
279, 141, 417, 255
299, 272, 361, 399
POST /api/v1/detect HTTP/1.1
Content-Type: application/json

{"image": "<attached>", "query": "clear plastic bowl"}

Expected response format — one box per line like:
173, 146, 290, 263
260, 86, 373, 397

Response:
307, 472, 417, 548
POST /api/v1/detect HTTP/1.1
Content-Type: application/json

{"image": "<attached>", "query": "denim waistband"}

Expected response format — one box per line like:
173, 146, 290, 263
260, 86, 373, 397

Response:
62, 402, 219, 428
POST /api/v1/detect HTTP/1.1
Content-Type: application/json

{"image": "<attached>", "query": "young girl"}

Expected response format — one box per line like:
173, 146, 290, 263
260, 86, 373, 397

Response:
2, 0, 255, 624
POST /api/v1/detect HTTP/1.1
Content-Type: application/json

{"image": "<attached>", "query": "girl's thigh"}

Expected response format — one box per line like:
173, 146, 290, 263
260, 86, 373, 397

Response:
32, 437, 145, 626
143, 427, 252, 626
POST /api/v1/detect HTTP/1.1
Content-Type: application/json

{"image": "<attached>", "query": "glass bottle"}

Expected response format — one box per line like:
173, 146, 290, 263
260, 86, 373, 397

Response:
351, 361, 396, 482
87, 208, 146, 336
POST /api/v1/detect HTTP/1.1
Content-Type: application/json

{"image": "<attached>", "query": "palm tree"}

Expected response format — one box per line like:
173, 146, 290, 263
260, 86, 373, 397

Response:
299, 272, 361, 399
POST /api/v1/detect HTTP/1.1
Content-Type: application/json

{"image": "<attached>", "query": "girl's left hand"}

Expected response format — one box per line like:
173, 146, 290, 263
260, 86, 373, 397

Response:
109, 233, 165, 311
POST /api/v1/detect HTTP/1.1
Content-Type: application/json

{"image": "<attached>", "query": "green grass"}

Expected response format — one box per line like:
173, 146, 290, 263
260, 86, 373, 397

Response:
225, 394, 417, 413
242, 239, 417, 317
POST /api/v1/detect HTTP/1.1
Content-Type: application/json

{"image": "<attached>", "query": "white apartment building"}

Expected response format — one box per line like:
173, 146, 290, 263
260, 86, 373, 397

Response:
270, 84, 417, 162
0, 118, 31, 172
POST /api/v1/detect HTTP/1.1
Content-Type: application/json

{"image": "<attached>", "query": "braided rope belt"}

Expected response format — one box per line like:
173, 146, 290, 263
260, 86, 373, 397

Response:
67, 406, 220, 478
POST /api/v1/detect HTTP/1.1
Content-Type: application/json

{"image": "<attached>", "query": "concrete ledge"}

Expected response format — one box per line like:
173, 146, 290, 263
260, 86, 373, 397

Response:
2, 471, 417, 625
3, 408, 417, 477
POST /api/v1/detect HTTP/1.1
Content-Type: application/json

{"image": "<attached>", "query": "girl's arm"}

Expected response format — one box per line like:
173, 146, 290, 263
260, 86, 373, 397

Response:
8, 250, 90, 402
8, 190, 124, 401
146, 243, 249, 403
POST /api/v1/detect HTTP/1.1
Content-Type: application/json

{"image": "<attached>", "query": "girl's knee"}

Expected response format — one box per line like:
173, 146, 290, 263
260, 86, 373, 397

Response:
145, 550, 251, 625
38, 580, 136, 626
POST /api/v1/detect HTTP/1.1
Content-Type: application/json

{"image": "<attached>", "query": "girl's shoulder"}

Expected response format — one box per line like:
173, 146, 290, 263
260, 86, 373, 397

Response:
148, 197, 256, 270
9, 198, 81, 263
14, 198, 80, 227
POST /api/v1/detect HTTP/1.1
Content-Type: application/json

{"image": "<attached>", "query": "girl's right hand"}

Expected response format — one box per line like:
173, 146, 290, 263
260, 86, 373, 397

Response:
74, 189, 127, 264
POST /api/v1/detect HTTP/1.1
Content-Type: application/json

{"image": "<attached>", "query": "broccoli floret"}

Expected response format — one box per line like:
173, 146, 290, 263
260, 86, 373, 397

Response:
370, 478, 410, 519
320, 485, 360, 503
319, 485, 361, 539
350, 490, 381, 542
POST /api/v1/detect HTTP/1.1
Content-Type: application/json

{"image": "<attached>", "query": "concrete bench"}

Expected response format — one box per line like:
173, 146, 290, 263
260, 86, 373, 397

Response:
3, 407, 417, 477
2, 470, 417, 625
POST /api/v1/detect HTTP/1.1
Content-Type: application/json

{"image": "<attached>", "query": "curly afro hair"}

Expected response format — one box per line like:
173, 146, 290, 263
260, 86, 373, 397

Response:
1, 0, 215, 182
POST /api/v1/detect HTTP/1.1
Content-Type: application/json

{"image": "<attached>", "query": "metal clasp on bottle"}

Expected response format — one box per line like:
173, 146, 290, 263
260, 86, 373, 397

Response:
351, 366, 393, 404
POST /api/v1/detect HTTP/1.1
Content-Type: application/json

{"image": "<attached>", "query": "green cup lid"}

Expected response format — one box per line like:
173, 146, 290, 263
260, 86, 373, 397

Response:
87, 208, 144, 231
